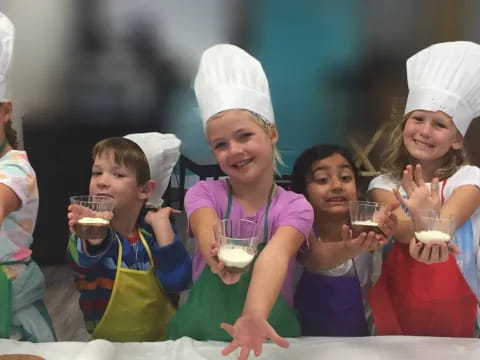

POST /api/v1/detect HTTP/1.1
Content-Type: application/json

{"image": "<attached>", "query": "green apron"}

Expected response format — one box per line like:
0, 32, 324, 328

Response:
0, 263, 12, 338
167, 184, 300, 341
0, 259, 28, 338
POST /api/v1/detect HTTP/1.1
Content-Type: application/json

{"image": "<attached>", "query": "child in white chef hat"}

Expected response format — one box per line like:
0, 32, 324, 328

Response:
368, 41, 480, 337
166, 44, 314, 360
67, 132, 192, 342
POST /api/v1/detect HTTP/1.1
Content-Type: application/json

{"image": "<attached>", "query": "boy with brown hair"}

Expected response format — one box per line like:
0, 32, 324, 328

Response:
67, 133, 191, 342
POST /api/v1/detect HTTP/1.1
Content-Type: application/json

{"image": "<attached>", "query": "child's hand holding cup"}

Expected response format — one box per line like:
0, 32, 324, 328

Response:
69, 195, 115, 249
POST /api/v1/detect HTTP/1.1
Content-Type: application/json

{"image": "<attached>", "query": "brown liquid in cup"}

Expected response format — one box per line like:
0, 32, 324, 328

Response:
74, 223, 109, 240
351, 224, 385, 238
223, 263, 253, 274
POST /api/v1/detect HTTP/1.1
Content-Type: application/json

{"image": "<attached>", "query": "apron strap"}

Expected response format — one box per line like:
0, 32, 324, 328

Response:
226, 181, 275, 244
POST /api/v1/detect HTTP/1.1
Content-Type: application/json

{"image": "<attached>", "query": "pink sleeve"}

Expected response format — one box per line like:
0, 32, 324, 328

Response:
277, 194, 314, 241
184, 180, 227, 219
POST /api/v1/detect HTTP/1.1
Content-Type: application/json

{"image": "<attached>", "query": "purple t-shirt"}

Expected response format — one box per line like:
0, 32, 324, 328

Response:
185, 179, 314, 305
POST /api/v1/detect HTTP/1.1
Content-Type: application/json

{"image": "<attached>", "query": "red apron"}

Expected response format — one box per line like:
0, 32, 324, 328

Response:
368, 180, 478, 337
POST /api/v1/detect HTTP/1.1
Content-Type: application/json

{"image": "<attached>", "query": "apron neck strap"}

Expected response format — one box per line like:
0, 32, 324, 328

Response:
226, 180, 275, 244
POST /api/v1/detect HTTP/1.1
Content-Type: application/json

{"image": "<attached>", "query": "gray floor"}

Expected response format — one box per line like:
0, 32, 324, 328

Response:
42, 209, 191, 341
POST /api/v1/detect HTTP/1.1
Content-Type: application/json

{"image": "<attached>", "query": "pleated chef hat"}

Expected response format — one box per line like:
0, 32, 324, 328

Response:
404, 41, 480, 136
194, 43, 274, 128
124, 132, 181, 208
0, 12, 14, 102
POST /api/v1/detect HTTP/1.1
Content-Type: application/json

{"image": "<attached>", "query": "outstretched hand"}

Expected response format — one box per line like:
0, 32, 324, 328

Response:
377, 202, 400, 238
393, 164, 441, 217
341, 225, 385, 254
221, 315, 289, 360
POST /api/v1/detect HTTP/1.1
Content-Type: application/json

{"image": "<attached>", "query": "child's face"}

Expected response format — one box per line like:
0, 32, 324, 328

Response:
206, 109, 278, 183
305, 153, 357, 218
403, 110, 463, 165
89, 151, 147, 212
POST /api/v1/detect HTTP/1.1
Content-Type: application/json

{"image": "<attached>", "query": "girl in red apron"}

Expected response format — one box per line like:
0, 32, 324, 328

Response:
290, 144, 396, 336
368, 41, 480, 337
166, 44, 314, 360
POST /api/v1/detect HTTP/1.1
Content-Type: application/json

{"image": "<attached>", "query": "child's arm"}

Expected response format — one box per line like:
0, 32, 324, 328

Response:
66, 230, 116, 270
370, 188, 413, 244
221, 225, 302, 358
189, 207, 241, 284
145, 207, 192, 292
398, 164, 480, 264
221, 195, 313, 360
0, 184, 20, 225
303, 228, 382, 271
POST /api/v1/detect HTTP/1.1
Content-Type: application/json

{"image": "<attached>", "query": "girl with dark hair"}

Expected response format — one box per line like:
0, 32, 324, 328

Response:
291, 144, 397, 336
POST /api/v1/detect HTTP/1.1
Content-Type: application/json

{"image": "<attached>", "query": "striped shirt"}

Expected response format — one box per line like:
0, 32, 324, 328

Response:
67, 212, 192, 333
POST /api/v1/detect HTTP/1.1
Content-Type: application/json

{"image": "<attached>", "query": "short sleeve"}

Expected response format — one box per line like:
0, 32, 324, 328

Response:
184, 180, 227, 219
277, 193, 314, 241
444, 165, 480, 199
0, 159, 35, 206
367, 174, 398, 193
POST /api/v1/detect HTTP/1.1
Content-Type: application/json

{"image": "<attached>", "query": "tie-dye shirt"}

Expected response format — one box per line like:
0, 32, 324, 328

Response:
0, 150, 38, 272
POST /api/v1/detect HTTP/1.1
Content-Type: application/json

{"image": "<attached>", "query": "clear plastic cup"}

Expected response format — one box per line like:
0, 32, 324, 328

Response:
413, 211, 455, 244
215, 219, 259, 273
70, 195, 115, 241
349, 200, 387, 237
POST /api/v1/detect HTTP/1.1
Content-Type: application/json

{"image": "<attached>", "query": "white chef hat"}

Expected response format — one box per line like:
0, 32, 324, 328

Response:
404, 41, 480, 136
124, 132, 181, 208
194, 43, 274, 128
0, 12, 14, 103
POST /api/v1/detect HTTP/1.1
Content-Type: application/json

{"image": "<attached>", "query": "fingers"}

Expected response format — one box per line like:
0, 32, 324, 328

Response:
430, 178, 441, 210
409, 237, 422, 259
269, 329, 289, 349
341, 224, 352, 242
447, 243, 461, 255
238, 346, 251, 360
253, 342, 263, 357
402, 165, 415, 195
414, 164, 425, 187
220, 271, 241, 285
393, 188, 407, 207
438, 244, 449, 262
387, 201, 401, 212
220, 323, 235, 338
221, 340, 238, 356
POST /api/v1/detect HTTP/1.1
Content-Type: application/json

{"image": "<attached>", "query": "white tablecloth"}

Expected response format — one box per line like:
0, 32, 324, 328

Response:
1, 336, 480, 360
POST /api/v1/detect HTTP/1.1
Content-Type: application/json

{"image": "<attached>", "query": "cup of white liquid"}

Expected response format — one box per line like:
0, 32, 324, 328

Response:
215, 219, 259, 274
70, 195, 115, 242
414, 211, 455, 244
349, 200, 387, 237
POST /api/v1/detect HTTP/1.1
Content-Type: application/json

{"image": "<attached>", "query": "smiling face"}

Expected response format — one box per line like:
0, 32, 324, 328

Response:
206, 109, 278, 184
88, 151, 152, 213
305, 153, 357, 218
403, 110, 463, 168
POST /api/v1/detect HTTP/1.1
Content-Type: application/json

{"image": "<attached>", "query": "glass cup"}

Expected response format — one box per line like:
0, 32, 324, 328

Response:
214, 219, 259, 274
349, 200, 387, 237
413, 211, 455, 245
70, 195, 115, 242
